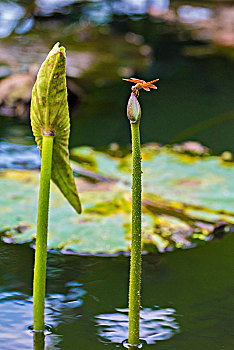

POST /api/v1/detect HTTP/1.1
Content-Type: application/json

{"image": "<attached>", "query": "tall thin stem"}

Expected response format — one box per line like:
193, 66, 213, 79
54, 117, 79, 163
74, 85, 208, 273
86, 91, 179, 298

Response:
33, 135, 54, 331
128, 121, 142, 346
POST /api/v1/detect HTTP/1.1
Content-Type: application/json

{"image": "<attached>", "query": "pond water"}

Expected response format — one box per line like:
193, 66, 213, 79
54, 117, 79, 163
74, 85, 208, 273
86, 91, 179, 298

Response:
0, 234, 233, 349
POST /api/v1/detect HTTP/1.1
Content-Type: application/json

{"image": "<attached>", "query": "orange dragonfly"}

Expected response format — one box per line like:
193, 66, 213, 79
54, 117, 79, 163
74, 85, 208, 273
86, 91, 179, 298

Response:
123, 77, 159, 97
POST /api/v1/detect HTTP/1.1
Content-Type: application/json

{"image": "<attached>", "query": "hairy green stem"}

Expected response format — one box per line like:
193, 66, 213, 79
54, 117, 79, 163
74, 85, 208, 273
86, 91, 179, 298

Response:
33, 135, 54, 331
128, 121, 142, 346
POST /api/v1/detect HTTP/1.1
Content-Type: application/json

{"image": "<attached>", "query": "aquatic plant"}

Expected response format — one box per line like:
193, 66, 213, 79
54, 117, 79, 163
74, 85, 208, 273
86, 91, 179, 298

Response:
30, 43, 81, 331
123, 77, 159, 347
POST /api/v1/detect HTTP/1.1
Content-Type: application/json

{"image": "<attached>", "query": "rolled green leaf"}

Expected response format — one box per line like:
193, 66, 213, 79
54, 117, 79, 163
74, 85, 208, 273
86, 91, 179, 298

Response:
30, 42, 81, 214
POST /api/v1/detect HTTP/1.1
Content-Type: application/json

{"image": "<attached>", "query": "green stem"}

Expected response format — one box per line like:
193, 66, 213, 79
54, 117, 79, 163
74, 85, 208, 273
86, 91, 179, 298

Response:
33, 135, 54, 331
128, 121, 142, 346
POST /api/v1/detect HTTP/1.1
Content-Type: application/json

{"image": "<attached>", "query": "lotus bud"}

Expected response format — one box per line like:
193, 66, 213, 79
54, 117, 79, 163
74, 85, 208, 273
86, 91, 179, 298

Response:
127, 92, 141, 123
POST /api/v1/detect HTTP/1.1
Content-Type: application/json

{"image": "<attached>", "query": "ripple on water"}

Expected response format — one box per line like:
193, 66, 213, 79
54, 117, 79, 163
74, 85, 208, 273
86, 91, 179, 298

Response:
0, 281, 86, 349
95, 306, 180, 345
0, 294, 36, 350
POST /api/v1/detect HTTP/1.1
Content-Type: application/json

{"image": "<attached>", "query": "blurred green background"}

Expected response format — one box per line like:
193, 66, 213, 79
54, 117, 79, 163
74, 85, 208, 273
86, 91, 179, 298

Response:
0, 0, 234, 153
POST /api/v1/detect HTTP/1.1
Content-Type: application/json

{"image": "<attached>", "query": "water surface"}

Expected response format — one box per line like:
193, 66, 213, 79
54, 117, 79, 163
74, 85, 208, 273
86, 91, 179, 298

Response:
0, 234, 233, 349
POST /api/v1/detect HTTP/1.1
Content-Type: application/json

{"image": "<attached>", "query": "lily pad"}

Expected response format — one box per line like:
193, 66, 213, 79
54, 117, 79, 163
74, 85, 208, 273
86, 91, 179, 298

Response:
0, 145, 234, 254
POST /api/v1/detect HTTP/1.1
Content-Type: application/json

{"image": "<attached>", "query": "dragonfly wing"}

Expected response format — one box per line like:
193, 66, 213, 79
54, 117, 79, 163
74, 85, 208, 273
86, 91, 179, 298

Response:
148, 84, 157, 89
131, 78, 146, 83
123, 77, 146, 84
142, 86, 150, 91
122, 78, 135, 82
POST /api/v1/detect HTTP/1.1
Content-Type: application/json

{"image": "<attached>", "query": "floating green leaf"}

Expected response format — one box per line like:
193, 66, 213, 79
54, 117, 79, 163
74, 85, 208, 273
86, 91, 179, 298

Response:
1, 146, 234, 254
30, 42, 81, 214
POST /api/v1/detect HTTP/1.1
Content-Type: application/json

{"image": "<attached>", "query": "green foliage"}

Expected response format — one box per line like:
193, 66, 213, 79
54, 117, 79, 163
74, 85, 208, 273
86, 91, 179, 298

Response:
1, 146, 234, 254
30, 42, 81, 214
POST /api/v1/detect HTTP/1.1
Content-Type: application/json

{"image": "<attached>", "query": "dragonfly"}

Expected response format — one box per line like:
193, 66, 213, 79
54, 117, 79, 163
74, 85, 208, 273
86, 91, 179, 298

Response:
123, 77, 159, 97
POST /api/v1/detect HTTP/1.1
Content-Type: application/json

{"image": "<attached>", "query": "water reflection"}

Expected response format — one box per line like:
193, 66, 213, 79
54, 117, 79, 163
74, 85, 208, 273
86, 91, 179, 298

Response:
0, 237, 233, 349
0, 281, 86, 350
96, 306, 179, 345
0, 142, 40, 169
0, 2, 24, 37
15, 17, 34, 35
0, 0, 167, 36
178, 5, 212, 24
0, 0, 172, 36
46, 281, 86, 324
36, 0, 77, 15
0, 293, 37, 349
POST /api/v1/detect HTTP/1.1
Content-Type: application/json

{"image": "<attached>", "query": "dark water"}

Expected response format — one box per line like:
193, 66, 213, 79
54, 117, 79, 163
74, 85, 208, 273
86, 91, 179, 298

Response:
1, 54, 234, 154
0, 235, 233, 349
